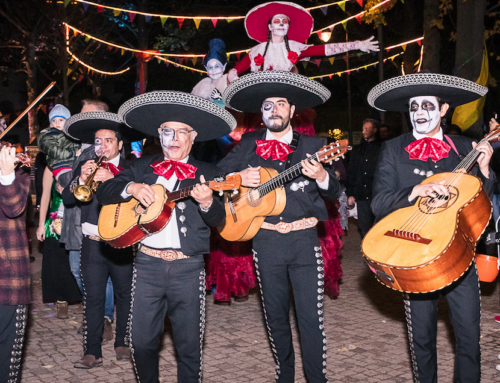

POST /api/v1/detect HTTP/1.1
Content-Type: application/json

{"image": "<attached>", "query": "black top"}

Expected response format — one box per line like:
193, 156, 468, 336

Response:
346, 140, 382, 200
371, 132, 497, 221
96, 152, 226, 256
217, 129, 341, 224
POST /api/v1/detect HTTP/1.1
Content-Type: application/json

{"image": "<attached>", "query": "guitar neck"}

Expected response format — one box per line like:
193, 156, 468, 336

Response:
166, 181, 223, 201
453, 136, 490, 174
257, 152, 320, 197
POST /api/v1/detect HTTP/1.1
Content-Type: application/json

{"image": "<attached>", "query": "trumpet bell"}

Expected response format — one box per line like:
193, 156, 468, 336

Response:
74, 185, 93, 202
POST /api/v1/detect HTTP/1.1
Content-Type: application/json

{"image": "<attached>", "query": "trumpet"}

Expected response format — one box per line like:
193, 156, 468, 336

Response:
74, 155, 107, 202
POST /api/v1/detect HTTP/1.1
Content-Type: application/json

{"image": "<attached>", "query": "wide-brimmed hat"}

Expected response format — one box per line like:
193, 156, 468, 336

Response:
223, 71, 330, 113
64, 112, 146, 143
368, 73, 488, 112
118, 91, 236, 141
245, 1, 314, 43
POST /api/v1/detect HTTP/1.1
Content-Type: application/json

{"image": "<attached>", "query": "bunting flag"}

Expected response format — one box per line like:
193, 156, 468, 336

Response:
177, 18, 184, 28
191, 57, 197, 66
145, 15, 152, 22
67, 68, 72, 76
129, 12, 136, 22
317, 31, 322, 39
166, 61, 169, 67
78, 74, 85, 83
315, 59, 321, 67
64, 0, 70, 7
236, 52, 241, 61
158, 58, 162, 64
121, 48, 125, 55
320, 6, 328, 15
355, 15, 362, 24
329, 57, 335, 65
114, 9, 120, 16
417, 40, 421, 46
160, 16, 168, 26
211, 18, 218, 28
226, 18, 233, 23
357, 0, 363, 6
337, 73, 342, 77
194, 18, 201, 29
339, 1, 346, 11
97, 5, 104, 13
302, 61, 308, 69
41, 105, 47, 114
85, 35, 91, 42
402, 44, 407, 51
341, 20, 347, 30
343, 55, 348, 64
347, 70, 351, 75
227, 53, 230, 61
82, 2, 88, 11
328, 75, 332, 79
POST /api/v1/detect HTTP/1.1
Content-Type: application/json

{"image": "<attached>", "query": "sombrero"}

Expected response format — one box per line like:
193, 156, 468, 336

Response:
368, 73, 488, 112
64, 112, 146, 143
245, 2, 314, 43
118, 91, 236, 141
223, 71, 330, 113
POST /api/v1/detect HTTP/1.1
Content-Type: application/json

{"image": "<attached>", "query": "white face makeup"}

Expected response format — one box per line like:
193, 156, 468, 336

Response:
158, 122, 197, 161
205, 58, 226, 80
269, 14, 290, 37
261, 98, 293, 133
409, 96, 441, 134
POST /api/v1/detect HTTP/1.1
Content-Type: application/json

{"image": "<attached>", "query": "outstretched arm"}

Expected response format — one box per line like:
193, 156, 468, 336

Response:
299, 36, 379, 59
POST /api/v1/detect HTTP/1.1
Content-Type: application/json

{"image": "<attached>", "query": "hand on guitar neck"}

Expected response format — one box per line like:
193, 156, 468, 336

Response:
472, 141, 493, 178
190, 175, 214, 210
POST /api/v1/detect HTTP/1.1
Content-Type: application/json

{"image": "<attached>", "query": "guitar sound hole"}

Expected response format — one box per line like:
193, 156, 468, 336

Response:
246, 189, 262, 207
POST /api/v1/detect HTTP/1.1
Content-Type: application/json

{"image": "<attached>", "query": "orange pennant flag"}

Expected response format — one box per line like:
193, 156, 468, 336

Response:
194, 19, 201, 29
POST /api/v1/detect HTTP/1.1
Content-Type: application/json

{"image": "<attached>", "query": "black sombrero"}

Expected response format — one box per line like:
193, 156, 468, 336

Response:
118, 91, 236, 141
223, 71, 331, 113
368, 73, 488, 112
64, 112, 146, 143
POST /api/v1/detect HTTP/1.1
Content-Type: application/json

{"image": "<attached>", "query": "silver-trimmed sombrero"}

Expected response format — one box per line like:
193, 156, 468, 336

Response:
118, 91, 236, 141
64, 112, 146, 143
368, 73, 488, 112
223, 71, 331, 113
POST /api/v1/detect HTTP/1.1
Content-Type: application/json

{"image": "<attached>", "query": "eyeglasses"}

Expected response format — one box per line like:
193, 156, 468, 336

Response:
160, 128, 194, 138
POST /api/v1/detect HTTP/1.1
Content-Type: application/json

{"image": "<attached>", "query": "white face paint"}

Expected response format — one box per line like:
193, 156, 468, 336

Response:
261, 98, 292, 133
205, 58, 226, 80
94, 137, 104, 157
409, 96, 441, 134
269, 14, 290, 38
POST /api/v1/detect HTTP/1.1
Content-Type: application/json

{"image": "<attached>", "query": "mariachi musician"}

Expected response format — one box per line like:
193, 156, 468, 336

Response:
62, 112, 144, 369
96, 91, 234, 383
368, 72, 494, 383
218, 71, 341, 382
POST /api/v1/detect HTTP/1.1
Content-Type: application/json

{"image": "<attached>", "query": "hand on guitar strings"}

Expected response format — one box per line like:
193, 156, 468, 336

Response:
191, 175, 214, 210
239, 166, 261, 187
472, 141, 493, 179
302, 155, 327, 183
127, 183, 157, 207
0, 145, 16, 176
409, 180, 449, 202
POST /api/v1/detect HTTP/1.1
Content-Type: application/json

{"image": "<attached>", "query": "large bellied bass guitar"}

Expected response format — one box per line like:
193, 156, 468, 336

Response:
218, 140, 351, 241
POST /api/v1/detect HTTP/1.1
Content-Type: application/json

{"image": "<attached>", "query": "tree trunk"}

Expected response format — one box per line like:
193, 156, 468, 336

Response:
62, 37, 70, 107
422, 0, 440, 73
135, 9, 149, 96
455, 0, 486, 140
25, 36, 38, 143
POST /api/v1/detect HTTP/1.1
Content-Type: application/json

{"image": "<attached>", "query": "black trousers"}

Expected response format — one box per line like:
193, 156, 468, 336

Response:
80, 237, 133, 358
252, 228, 328, 383
0, 305, 27, 383
356, 199, 375, 238
130, 251, 205, 383
404, 264, 481, 383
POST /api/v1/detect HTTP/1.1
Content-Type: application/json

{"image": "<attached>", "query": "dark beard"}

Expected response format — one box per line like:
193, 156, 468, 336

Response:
264, 116, 289, 133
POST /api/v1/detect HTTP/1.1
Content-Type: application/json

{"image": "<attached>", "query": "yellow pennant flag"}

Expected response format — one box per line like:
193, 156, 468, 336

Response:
226, 18, 234, 23
329, 57, 335, 65
160, 17, 168, 26
121, 49, 125, 55
67, 68, 72, 76
402, 44, 407, 51
227, 53, 231, 61
191, 57, 197, 66
452, 47, 488, 131
341, 21, 347, 30
85, 36, 91, 42
114, 9, 120, 16
194, 19, 201, 29
339, 1, 346, 11
337, 73, 342, 77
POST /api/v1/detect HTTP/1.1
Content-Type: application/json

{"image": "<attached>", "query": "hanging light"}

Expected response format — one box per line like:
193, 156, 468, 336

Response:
321, 30, 332, 43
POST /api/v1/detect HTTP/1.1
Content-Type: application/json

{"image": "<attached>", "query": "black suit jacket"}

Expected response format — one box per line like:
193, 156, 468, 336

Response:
371, 132, 496, 221
96, 153, 226, 256
217, 129, 341, 223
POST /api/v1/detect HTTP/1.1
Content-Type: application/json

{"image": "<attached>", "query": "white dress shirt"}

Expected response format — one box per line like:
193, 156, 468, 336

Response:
412, 128, 444, 141
265, 128, 330, 189
82, 153, 121, 236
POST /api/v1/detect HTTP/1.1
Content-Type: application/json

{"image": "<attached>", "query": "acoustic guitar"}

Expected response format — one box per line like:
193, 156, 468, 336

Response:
98, 174, 241, 248
218, 140, 351, 241
362, 127, 500, 293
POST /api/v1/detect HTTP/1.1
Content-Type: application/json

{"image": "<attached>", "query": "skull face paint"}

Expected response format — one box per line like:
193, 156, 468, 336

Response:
94, 137, 104, 157
269, 14, 290, 38
261, 98, 293, 133
205, 58, 226, 80
409, 96, 441, 134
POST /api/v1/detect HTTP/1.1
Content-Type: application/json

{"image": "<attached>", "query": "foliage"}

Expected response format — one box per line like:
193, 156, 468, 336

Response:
361, 0, 399, 27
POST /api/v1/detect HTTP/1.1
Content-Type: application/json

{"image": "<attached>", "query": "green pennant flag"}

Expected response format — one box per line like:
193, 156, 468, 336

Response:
341, 21, 347, 30
64, 0, 70, 8
183, 66, 186, 71
226, 18, 234, 23
158, 58, 162, 65
338, 1, 346, 12
302, 61, 307, 69
160, 17, 168, 27
329, 57, 335, 65
85, 36, 91, 42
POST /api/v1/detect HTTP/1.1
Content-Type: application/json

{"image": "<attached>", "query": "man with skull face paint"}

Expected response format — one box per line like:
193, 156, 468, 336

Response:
228, 2, 379, 80
218, 71, 340, 382
368, 73, 494, 383
96, 91, 234, 382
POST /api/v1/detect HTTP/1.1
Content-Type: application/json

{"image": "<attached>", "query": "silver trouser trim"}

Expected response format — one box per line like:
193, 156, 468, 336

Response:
198, 269, 206, 383
403, 293, 420, 383
129, 264, 141, 382
8, 305, 27, 383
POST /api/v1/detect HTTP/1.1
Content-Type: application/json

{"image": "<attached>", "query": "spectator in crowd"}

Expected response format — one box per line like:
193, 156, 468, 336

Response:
0, 112, 7, 135
346, 118, 382, 238
379, 125, 392, 141
444, 124, 462, 136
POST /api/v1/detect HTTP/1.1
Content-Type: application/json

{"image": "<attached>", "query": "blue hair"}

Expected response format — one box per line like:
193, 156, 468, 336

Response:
203, 39, 227, 67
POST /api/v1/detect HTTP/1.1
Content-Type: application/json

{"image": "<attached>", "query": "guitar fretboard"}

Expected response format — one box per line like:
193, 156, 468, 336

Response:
257, 153, 320, 198
166, 182, 211, 202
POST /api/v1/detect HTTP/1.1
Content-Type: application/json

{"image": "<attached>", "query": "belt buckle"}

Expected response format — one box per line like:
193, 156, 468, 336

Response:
160, 251, 174, 261
276, 222, 292, 234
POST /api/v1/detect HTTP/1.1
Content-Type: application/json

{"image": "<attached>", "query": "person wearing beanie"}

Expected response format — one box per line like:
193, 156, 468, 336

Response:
38, 104, 80, 177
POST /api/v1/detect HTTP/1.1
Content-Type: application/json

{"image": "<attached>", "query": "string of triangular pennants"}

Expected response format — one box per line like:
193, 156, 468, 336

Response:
65, 0, 366, 29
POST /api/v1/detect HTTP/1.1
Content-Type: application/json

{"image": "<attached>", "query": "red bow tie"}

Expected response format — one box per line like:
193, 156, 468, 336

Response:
151, 160, 197, 181
256, 140, 293, 161
405, 137, 451, 163
102, 162, 122, 175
